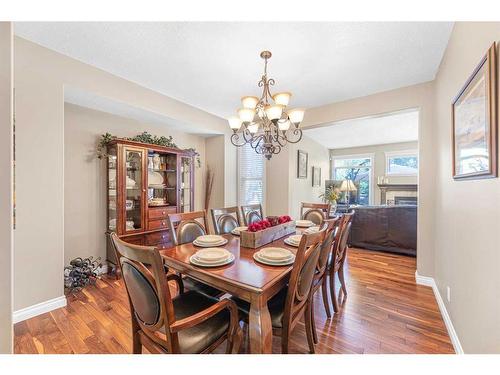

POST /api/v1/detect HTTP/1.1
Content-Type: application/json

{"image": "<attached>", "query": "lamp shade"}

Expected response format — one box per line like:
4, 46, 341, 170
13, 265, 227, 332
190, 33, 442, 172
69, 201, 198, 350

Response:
340, 180, 357, 192
238, 108, 256, 123
241, 96, 259, 109
278, 119, 291, 131
265, 104, 284, 121
288, 108, 305, 124
247, 123, 259, 134
228, 116, 242, 130
273, 92, 292, 106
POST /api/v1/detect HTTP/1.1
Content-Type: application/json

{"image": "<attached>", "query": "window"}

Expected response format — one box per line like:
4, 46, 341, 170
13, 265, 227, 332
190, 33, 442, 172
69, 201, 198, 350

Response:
332, 155, 373, 205
238, 143, 265, 207
386, 150, 418, 176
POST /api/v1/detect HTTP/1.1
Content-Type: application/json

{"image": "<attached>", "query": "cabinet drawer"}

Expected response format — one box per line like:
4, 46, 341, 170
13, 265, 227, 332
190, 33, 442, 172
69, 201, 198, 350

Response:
145, 231, 171, 247
148, 206, 176, 220
119, 235, 144, 246
148, 219, 169, 231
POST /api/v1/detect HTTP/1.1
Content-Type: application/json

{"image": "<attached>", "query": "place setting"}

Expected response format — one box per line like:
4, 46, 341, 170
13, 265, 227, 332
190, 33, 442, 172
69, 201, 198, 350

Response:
192, 234, 228, 247
303, 225, 320, 234
253, 247, 296, 266
190, 248, 235, 267
284, 234, 302, 247
231, 226, 248, 236
295, 219, 314, 228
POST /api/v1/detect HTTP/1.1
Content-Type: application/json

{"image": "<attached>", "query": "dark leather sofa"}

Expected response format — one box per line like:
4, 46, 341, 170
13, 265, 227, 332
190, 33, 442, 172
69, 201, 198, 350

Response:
348, 205, 417, 256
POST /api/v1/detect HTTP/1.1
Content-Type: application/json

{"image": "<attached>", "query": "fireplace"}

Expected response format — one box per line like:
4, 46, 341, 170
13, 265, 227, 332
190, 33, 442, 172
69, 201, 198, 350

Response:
395, 196, 417, 206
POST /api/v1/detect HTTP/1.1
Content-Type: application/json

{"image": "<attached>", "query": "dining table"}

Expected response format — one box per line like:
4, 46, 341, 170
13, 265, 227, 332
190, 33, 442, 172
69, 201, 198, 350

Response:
158, 229, 305, 354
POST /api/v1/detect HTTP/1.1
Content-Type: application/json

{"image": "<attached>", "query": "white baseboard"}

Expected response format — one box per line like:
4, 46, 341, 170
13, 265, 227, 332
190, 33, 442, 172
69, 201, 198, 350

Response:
415, 271, 464, 354
12, 296, 67, 324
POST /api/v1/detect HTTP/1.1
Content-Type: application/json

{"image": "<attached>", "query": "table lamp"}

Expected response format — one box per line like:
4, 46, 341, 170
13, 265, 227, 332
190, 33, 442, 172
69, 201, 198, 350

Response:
340, 179, 357, 211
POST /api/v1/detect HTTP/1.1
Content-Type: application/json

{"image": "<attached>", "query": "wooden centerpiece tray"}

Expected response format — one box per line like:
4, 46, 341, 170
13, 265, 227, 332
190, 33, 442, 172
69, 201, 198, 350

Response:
240, 221, 296, 249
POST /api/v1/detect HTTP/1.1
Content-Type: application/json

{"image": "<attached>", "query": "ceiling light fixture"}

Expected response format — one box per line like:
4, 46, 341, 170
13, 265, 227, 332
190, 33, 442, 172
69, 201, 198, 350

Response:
228, 50, 305, 160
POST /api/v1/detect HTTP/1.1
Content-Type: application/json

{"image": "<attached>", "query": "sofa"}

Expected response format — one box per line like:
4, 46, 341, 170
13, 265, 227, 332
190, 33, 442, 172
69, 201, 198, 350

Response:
348, 205, 417, 256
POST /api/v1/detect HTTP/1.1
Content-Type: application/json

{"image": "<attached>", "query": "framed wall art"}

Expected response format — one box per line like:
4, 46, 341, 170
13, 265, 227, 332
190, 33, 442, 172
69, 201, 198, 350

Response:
452, 43, 497, 180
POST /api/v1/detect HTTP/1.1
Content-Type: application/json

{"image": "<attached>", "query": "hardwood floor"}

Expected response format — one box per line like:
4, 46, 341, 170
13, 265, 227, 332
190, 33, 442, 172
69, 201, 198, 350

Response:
14, 248, 454, 354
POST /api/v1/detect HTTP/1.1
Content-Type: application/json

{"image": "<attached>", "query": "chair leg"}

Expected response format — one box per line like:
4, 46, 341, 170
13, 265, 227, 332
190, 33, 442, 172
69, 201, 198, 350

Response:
338, 265, 347, 297
321, 277, 331, 319
226, 324, 243, 354
329, 272, 339, 313
304, 303, 316, 354
281, 327, 290, 354
132, 330, 142, 354
310, 297, 318, 344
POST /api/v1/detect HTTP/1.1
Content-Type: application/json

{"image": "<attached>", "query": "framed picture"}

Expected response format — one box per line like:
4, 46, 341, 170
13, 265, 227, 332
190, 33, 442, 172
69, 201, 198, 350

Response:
312, 166, 321, 187
297, 150, 308, 178
452, 43, 497, 180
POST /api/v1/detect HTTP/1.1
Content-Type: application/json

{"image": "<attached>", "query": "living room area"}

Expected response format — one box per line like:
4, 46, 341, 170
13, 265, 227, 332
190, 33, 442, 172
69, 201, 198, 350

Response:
306, 109, 419, 257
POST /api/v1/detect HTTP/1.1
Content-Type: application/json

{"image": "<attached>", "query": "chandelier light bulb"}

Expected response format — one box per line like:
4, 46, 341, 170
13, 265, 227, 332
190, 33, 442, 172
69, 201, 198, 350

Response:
228, 116, 243, 130
273, 92, 292, 106
238, 108, 256, 123
288, 108, 305, 124
241, 96, 259, 109
265, 104, 284, 121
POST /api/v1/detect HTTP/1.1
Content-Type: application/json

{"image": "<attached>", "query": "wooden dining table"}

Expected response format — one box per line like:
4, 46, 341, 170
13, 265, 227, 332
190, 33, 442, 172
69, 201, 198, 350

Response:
158, 231, 302, 354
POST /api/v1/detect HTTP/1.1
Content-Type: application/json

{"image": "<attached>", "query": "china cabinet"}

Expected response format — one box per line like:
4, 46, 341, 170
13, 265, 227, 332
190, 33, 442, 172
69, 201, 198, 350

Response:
106, 139, 195, 271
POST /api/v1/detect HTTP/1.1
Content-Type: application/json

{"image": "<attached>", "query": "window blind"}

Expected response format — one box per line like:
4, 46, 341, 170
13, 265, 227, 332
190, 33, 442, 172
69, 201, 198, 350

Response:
238, 143, 265, 206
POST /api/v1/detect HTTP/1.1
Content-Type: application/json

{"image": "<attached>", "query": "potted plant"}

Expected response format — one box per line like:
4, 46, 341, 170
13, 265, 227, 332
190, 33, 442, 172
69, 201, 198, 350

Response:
319, 186, 340, 214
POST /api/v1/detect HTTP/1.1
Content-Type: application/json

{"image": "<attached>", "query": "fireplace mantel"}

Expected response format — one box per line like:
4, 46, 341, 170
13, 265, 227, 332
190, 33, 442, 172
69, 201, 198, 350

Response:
378, 184, 418, 204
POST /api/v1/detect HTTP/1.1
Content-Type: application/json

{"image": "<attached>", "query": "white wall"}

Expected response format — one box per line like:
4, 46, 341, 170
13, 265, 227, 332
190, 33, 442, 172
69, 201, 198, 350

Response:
13, 37, 228, 311
432, 22, 500, 353
64, 103, 207, 265
330, 141, 418, 205
0, 22, 13, 354
266, 135, 330, 220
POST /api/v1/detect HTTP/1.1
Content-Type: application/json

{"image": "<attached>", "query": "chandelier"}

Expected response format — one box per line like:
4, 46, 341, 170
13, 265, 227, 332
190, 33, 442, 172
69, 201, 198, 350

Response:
227, 50, 305, 160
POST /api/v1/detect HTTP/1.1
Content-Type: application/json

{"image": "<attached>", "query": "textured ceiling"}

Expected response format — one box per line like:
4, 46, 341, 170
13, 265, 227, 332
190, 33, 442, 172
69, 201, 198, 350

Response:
304, 109, 419, 149
15, 22, 453, 119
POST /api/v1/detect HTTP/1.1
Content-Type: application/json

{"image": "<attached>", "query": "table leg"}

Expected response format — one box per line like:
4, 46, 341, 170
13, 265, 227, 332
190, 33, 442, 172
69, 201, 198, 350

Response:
248, 295, 272, 354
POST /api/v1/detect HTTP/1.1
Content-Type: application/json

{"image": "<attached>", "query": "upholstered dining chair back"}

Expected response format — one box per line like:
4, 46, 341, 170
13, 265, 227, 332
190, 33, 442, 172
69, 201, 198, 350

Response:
110, 233, 176, 351
210, 207, 242, 235
166, 210, 209, 245
300, 202, 331, 225
336, 221, 352, 266
240, 204, 264, 226
317, 218, 340, 271
282, 229, 325, 331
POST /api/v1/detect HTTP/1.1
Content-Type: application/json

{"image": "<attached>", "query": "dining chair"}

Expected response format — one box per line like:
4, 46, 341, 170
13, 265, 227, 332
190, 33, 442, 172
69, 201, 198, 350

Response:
166, 210, 224, 299
307, 217, 340, 331
328, 212, 354, 313
232, 229, 326, 354
110, 233, 241, 354
240, 203, 264, 225
210, 206, 242, 235
300, 202, 331, 225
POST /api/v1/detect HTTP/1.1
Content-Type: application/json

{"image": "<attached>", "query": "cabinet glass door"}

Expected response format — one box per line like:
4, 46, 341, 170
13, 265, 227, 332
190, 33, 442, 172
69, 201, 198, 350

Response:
179, 156, 193, 213
124, 147, 145, 232
107, 145, 118, 232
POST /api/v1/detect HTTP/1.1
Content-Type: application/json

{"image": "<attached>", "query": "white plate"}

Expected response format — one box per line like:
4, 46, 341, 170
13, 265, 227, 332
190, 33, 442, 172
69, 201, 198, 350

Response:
259, 247, 293, 261
304, 226, 320, 234
195, 248, 231, 263
231, 226, 248, 236
253, 252, 295, 266
193, 238, 228, 248
296, 220, 314, 228
196, 234, 224, 244
288, 234, 303, 243
148, 171, 164, 185
284, 238, 300, 247
190, 253, 235, 267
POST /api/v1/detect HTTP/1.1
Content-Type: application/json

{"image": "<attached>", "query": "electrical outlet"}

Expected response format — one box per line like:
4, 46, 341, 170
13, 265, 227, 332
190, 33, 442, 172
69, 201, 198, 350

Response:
446, 286, 451, 303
